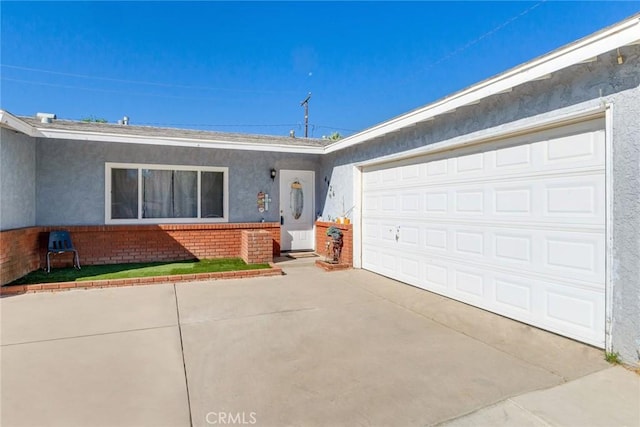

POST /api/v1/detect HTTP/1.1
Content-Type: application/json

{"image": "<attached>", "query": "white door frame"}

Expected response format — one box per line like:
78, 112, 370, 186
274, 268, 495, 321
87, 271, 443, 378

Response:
279, 169, 315, 251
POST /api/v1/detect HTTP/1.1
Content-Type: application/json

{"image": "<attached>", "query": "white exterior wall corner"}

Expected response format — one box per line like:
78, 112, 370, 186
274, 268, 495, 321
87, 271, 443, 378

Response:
609, 85, 640, 366
319, 46, 640, 365
0, 128, 36, 230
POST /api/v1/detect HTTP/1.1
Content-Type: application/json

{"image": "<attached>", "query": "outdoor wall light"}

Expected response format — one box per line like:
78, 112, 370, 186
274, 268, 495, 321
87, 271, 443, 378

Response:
270, 168, 277, 180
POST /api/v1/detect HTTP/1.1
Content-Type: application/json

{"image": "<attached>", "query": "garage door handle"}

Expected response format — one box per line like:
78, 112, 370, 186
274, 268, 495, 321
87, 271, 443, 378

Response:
395, 226, 400, 242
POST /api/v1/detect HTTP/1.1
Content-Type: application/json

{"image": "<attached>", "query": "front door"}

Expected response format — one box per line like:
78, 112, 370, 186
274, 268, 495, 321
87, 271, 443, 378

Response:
279, 170, 315, 251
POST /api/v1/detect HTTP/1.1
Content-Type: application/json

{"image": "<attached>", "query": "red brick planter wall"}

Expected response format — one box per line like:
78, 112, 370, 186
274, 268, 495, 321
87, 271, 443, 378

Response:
240, 230, 273, 264
0, 227, 42, 286
1, 223, 281, 285
315, 221, 353, 266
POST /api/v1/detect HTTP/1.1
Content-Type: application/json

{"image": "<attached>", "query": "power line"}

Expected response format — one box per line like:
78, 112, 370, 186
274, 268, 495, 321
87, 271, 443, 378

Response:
430, 0, 547, 69
1, 64, 296, 95
397, 0, 547, 86
2, 77, 225, 101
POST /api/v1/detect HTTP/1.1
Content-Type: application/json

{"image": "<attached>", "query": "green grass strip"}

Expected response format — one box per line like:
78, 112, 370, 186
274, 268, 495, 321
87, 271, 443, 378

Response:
9, 258, 271, 285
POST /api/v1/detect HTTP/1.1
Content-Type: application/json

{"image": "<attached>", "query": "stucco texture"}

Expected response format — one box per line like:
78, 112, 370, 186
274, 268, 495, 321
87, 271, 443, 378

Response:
319, 46, 640, 364
35, 140, 319, 225
0, 128, 36, 229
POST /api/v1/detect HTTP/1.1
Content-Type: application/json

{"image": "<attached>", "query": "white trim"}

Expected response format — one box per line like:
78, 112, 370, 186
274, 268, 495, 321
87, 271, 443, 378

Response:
279, 169, 315, 251
0, 110, 39, 137
354, 104, 606, 168
352, 165, 363, 269
105, 162, 229, 224
604, 103, 614, 353
35, 129, 324, 154
324, 15, 640, 154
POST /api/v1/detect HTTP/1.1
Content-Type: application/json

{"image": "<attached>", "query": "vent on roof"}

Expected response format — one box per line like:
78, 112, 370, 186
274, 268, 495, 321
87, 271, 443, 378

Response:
118, 116, 130, 125
36, 112, 56, 124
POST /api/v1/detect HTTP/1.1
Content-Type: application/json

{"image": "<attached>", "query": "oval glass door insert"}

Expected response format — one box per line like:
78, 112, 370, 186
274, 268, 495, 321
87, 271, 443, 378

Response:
290, 180, 304, 220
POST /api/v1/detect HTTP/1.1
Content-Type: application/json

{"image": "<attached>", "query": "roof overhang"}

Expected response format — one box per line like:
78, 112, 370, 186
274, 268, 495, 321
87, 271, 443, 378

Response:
0, 110, 325, 154
32, 128, 326, 154
324, 14, 640, 154
0, 110, 38, 136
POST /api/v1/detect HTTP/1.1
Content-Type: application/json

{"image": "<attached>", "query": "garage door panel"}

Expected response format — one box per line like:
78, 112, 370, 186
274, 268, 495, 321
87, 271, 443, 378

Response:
365, 176, 604, 226
543, 128, 604, 165
494, 232, 532, 263
494, 277, 533, 313
425, 191, 449, 214
425, 263, 449, 289
454, 269, 486, 298
401, 192, 421, 213
381, 168, 399, 183
542, 283, 604, 344
454, 230, 486, 256
494, 186, 532, 215
363, 222, 605, 286
398, 225, 420, 246
543, 232, 605, 283
399, 256, 421, 283
363, 124, 604, 191
363, 194, 378, 213
455, 190, 485, 214
361, 119, 606, 347
362, 247, 379, 272
400, 164, 421, 181
543, 175, 605, 222
455, 152, 485, 174
495, 143, 532, 169
380, 194, 398, 213
427, 158, 448, 176
425, 227, 449, 251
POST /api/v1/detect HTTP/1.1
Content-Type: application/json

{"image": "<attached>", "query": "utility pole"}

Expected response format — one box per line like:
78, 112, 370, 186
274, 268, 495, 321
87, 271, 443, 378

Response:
300, 92, 311, 138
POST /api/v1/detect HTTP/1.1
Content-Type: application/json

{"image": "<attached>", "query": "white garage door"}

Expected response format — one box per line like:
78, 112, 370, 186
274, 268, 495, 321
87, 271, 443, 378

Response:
362, 119, 606, 347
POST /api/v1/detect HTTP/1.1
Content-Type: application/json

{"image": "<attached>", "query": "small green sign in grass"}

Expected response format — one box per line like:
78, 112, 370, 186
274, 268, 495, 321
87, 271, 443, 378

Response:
10, 258, 271, 285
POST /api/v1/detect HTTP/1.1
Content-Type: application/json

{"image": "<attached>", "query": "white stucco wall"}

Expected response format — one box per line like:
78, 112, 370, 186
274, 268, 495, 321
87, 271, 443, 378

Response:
319, 46, 640, 364
0, 128, 36, 230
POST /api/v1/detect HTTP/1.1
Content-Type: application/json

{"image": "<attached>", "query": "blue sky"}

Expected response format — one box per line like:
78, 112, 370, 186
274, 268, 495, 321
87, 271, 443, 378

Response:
1, 1, 638, 137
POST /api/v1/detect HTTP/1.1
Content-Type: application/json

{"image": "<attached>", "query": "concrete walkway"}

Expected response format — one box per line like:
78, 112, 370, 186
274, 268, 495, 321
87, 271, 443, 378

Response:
1, 257, 638, 427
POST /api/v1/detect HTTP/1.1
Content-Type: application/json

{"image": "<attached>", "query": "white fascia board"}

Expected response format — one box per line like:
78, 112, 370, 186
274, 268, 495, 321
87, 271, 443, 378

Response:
0, 110, 39, 136
35, 129, 325, 154
324, 15, 640, 154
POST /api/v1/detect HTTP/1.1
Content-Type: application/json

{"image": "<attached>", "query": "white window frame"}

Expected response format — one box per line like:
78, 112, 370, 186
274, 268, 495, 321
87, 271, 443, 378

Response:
105, 162, 229, 224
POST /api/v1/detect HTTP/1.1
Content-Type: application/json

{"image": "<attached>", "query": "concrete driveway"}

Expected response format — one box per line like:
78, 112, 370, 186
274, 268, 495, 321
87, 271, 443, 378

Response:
1, 257, 636, 426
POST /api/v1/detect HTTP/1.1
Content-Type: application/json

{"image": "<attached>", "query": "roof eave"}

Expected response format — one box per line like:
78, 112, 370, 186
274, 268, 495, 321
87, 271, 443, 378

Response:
0, 110, 39, 136
33, 128, 325, 154
324, 14, 640, 154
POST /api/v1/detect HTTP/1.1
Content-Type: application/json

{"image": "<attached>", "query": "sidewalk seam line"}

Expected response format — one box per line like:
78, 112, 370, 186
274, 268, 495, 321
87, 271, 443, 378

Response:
0, 324, 176, 347
508, 398, 555, 426
174, 283, 194, 427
